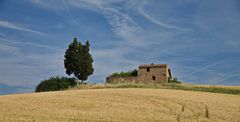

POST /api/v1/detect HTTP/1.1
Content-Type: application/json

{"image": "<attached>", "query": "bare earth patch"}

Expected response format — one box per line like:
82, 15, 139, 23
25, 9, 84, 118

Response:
0, 88, 239, 122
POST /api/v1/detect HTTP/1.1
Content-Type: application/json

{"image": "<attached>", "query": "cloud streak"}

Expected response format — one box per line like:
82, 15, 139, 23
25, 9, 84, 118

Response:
208, 70, 240, 84
0, 20, 44, 35
138, 1, 183, 30
0, 38, 60, 50
32, 0, 145, 46
62, 0, 78, 25
0, 37, 65, 87
69, 0, 144, 46
184, 62, 220, 78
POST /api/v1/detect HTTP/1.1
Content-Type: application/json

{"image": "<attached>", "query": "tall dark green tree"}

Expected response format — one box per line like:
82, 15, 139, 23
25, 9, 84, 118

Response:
64, 38, 94, 84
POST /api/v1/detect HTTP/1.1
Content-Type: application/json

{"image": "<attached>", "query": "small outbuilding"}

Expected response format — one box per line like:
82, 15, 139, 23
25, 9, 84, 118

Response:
106, 63, 172, 84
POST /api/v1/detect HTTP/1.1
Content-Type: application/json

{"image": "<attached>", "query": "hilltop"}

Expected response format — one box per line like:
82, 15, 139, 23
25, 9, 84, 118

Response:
0, 88, 239, 122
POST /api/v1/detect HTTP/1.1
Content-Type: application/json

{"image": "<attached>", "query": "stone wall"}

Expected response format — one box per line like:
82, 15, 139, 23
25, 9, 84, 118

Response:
138, 66, 168, 84
106, 64, 170, 84
106, 76, 138, 84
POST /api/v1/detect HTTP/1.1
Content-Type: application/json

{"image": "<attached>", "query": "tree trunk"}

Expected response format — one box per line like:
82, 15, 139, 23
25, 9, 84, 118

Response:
76, 78, 80, 86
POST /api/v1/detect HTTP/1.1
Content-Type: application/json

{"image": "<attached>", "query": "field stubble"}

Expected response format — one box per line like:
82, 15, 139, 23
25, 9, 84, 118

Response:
0, 88, 239, 122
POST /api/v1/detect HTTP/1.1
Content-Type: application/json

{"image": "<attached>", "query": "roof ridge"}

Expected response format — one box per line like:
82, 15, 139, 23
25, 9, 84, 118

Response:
139, 64, 168, 68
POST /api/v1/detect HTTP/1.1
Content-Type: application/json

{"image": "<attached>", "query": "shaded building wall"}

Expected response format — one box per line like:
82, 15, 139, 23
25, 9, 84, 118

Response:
165, 65, 170, 83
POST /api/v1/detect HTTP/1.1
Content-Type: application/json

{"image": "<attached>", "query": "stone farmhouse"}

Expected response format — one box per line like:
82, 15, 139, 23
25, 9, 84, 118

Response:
106, 64, 172, 84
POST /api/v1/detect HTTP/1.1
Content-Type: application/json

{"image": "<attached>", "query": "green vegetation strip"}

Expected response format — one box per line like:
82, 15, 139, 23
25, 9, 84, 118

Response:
73, 83, 240, 95
165, 84, 240, 95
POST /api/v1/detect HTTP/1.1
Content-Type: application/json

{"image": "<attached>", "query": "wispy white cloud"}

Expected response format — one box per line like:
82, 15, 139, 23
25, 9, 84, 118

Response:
4, 0, 240, 87
208, 70, 240, 84
68, 0, 145, 46
224, 40, 240, 50
31, 0, 145, 46
138, 0, 184, 30
63, 0, 231, 84
0, 33, 5, 37
89, 47, 141, 82
183, 62, 220, 78
30, 0, 65, 10
0, 37, 65, 87
104, 9, 144, 45
0, 51, 64, 87
0, 20, 44, 35
62, 0, 78, 25
0, 43, 19, 54
0, 38, 60, 50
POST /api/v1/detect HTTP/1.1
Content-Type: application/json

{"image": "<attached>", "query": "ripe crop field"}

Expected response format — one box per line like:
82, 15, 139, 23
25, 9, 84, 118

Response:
0, 88, 239, 122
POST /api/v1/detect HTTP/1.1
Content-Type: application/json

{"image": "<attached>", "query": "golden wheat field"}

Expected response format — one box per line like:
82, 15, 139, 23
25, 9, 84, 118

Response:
0, 88, 239, 122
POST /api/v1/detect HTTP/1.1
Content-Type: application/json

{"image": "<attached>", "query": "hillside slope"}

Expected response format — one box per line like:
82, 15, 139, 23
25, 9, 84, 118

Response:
0, 89, 239, 122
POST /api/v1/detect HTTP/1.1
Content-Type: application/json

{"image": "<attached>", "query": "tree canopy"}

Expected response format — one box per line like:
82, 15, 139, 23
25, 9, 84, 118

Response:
64, 38, 94, 83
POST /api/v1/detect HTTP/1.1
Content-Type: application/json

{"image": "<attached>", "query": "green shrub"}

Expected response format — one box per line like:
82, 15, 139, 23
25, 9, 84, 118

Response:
35, 76, 77, 92
130, 69, 138, 76
111, 69, 138, 77
168, 77, 181, 84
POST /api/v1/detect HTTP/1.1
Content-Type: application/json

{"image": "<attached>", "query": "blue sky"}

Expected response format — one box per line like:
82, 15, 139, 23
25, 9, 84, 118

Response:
0, 0, 240, 94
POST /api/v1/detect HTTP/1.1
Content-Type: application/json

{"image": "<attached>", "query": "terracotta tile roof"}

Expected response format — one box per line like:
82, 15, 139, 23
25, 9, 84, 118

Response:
139, 64, 167, 68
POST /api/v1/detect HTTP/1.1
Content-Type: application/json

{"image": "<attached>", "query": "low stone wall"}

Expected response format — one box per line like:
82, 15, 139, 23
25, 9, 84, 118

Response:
106, 76, 138, 84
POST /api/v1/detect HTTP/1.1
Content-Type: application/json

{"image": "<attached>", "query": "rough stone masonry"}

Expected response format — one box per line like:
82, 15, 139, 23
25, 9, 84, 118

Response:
106, 64, 172, 84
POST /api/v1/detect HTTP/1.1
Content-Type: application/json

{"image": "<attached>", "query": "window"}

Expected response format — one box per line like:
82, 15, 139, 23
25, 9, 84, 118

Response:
152, 76, 156, 80
147, 67, 150, 72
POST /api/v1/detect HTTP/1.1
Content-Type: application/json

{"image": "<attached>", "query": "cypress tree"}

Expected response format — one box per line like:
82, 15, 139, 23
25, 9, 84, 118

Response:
81, 41, 94, 81
64, 38, 94, 84
64, 38, 79, 76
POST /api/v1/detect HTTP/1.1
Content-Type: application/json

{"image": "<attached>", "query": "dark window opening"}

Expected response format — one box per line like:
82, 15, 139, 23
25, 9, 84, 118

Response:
152, 76, 156, 80
147, 67, 150, 72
